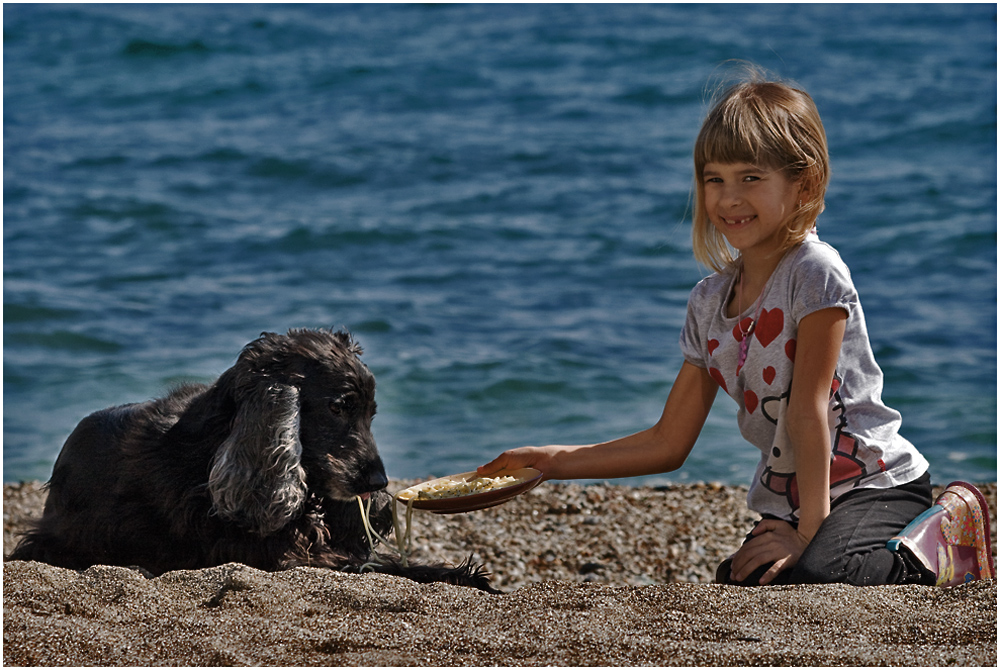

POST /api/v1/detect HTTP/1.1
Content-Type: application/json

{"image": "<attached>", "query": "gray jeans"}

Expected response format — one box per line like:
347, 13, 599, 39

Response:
716, 473, 935, 586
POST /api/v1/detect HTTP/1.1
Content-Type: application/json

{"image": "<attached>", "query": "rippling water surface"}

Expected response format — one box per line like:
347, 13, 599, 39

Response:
4, 4, 996, 486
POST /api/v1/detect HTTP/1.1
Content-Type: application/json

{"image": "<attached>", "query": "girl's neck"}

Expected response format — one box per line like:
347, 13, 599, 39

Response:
740, 250, 784, 291
729, 250, 785, 317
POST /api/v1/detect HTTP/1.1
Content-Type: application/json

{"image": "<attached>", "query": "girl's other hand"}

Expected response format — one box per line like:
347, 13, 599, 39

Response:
477, 446, 558, 480
729, 518, 810, 585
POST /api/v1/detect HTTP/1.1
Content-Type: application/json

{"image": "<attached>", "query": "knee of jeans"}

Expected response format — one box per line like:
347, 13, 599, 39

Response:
714, 558, 733, 584
791, 551, 843, 584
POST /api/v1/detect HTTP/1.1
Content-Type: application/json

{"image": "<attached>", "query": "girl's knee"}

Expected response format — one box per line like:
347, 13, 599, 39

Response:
792, 547, 904, 586
789, 555, 842, 584
788, 543, 850, 584
715, 557, 793, 587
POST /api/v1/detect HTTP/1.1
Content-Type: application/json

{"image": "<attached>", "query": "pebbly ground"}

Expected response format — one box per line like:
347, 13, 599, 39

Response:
3, 479, 996, 666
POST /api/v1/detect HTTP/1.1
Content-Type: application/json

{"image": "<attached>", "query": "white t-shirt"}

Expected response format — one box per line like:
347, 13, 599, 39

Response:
680, 235, 929, 522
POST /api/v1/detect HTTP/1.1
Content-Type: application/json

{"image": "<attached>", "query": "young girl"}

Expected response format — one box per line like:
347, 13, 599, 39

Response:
478, 75, 994, 587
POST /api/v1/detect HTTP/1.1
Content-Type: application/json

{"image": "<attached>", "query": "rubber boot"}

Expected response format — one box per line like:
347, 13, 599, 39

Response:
887, 481, 995, 587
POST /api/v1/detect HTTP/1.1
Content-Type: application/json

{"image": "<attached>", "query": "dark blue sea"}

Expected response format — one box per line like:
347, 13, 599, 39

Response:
4, 3, 996, 488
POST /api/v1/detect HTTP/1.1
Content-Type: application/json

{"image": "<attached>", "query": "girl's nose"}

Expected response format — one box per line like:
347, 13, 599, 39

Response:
720, 185, 743, 207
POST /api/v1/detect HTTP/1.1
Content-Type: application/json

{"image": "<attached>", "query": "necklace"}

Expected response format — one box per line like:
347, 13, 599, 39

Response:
736, 263, 768, 371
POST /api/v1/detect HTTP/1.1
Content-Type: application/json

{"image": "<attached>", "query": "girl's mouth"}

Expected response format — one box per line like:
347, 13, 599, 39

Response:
724, 215, 756, 226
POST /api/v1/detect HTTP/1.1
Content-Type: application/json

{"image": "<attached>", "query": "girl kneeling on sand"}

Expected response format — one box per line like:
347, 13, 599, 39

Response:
479, 72, 994, 588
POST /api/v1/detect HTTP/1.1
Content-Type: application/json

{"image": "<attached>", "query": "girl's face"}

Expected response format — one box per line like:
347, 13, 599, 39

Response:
702, 162, 803, 260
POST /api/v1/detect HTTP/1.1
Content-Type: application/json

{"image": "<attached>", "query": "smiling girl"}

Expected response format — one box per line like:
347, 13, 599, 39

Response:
479, 72, 994, 587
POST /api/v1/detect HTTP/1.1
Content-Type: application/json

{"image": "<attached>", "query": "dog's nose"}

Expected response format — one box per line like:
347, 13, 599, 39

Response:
367, 469, 388, 491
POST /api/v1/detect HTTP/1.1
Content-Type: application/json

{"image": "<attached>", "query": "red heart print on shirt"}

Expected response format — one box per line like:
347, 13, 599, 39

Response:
762, 366, 776, 385
709, 367, 728, 393
732, 318, 754, 343
753, 308, 783, 348
707, 339, 720, 355
785, 338, 797, 361
744, 390, 758, 413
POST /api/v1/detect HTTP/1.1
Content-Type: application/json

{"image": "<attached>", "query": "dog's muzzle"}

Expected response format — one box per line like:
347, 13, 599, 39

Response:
365, 469, 388, 492
355, 467, 388, 501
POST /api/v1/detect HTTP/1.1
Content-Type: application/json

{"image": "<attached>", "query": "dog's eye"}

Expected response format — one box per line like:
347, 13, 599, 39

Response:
330, 396, 359, 417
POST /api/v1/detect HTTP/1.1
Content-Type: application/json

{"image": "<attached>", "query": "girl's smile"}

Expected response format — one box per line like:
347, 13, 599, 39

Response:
720, 214, 756, 226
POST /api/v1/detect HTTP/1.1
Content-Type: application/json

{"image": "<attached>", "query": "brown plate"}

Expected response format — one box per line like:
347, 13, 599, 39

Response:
394, 467, 543, 514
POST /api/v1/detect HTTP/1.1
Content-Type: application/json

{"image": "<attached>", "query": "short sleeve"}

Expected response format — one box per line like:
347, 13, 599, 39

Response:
789, 241, 858, 325
679, 299, 705, 368
678, 276, 720, 369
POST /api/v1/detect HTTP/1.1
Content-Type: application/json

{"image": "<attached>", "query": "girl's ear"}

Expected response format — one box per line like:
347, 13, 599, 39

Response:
795, 173, 812, 201
795, 172, 821, 210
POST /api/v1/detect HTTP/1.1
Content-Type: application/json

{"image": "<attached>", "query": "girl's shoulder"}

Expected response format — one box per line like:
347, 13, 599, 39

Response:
783, 234, 859, 318
689, 264, 737, 303
786, 234, 854, 284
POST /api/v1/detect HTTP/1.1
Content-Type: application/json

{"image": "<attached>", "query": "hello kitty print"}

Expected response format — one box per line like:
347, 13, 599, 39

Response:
680, 237, 929, 520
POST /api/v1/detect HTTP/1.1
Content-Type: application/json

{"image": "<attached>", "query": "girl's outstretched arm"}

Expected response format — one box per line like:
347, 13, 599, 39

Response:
730, 306, 847, 585
478, 361, 719, 481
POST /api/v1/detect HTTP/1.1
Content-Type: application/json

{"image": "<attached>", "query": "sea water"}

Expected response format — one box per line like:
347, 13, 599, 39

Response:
3, 3, 996, 487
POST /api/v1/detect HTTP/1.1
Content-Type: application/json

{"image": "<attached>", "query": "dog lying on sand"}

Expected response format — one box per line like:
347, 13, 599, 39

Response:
8, 328, 496, 592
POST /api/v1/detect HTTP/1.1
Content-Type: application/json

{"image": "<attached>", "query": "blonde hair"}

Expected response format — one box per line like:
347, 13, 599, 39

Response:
692, 71, 830, 272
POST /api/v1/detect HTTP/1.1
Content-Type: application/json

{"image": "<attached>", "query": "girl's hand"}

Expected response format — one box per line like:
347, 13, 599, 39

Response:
729, 518, 810, 585
477, 446, 559, 480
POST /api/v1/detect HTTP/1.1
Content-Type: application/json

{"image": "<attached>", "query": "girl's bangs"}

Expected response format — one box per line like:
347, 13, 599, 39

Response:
696, 84, 808, 175
697, 132, 756, 171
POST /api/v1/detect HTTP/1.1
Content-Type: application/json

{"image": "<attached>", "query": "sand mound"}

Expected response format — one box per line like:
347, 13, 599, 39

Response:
4, 480, 996, 665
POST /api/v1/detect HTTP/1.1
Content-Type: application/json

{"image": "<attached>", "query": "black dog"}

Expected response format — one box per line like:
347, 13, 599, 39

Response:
8, 328, 495, 591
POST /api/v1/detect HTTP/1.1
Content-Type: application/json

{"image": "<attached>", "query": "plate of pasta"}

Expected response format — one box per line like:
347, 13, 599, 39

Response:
394, 467, 543, 514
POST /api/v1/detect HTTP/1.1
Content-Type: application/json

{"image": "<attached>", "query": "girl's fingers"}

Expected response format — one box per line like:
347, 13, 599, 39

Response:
749, 518, 783, 535
477, 447, 539, 475
731, 524, 800, 583
758, 557, 789, 586
476, 454, 510, 475
730, 537, 773, 581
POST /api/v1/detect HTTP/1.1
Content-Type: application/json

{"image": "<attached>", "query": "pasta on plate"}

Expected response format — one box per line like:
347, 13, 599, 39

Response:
397, 475, 521, 501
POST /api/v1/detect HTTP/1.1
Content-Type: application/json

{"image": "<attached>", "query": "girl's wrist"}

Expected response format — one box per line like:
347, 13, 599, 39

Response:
796, 510, 828, 543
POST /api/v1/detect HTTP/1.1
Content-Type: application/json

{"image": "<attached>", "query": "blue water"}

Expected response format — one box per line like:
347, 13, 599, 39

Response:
4, 4, 996, 488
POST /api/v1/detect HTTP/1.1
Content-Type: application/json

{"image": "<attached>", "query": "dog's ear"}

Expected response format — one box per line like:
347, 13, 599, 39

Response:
208, 381, 307, 535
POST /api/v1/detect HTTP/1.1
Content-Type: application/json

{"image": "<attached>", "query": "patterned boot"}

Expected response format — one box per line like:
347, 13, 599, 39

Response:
887, 481, 995, 587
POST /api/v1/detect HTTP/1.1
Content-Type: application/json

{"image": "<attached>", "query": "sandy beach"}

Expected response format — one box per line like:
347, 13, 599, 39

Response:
4, 479, 996, 666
